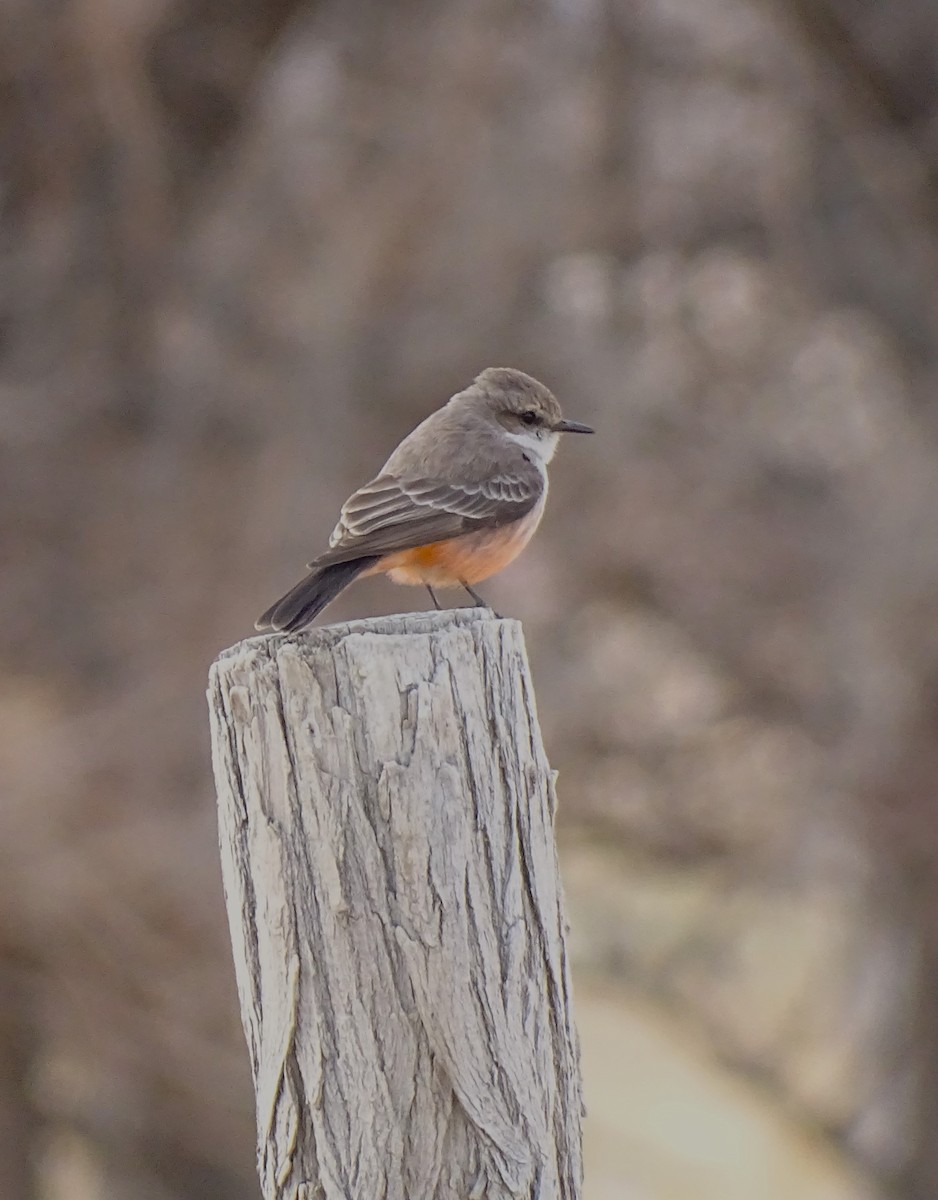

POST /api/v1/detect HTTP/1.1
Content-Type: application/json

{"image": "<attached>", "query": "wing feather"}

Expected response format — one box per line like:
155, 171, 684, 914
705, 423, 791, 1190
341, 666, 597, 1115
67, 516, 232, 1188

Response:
310, 468, 543, 566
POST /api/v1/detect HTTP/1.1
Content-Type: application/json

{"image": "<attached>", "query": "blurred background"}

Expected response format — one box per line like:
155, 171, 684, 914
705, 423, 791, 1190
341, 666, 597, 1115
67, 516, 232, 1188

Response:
3, 0, 938, 1197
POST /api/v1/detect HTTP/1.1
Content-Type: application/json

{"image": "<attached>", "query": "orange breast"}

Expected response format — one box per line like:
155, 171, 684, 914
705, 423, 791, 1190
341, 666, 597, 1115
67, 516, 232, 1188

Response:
377, 505, 544, 587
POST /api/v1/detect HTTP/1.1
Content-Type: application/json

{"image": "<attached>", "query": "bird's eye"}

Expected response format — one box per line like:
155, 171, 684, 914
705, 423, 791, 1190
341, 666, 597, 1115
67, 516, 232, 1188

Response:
520, 411, 538, 427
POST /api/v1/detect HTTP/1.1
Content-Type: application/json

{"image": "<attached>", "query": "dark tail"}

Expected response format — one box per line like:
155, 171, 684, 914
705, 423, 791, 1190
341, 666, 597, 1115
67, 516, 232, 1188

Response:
255, 557, 379, 633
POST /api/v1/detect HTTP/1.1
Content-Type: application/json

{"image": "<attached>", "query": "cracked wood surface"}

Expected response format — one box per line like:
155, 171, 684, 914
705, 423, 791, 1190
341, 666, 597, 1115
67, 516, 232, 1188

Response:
207, 609, 583, 1200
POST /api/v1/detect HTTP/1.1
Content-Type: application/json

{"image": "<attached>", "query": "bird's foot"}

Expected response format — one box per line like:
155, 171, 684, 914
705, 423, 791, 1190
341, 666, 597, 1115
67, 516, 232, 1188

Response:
461, 582, 501, 618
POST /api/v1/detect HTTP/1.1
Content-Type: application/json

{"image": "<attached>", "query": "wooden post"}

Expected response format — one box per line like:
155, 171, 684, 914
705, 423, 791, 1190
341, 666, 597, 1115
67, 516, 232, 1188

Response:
207, 609, 583, 1200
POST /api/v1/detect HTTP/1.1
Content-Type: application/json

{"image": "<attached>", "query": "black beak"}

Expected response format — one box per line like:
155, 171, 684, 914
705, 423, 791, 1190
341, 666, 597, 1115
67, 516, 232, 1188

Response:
554, 418, 594, 434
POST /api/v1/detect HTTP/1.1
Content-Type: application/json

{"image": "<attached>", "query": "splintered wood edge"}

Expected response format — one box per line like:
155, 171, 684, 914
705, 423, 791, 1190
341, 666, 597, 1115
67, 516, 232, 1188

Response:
211, 608, 518, 669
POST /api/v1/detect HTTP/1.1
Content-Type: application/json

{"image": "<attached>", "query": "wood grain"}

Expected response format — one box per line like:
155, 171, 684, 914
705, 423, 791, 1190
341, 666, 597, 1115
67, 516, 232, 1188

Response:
208, 609, 582, 1200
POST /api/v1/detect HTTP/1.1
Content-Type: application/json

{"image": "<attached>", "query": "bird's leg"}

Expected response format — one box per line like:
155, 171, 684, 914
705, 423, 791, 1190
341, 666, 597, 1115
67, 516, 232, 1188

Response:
462, 581, 487, 607
461, 581, 500, 618
426, 585, 442, 610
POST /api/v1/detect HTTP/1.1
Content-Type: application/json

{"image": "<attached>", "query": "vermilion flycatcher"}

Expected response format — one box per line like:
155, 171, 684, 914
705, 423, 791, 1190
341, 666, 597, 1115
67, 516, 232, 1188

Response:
255, 367, 593, 632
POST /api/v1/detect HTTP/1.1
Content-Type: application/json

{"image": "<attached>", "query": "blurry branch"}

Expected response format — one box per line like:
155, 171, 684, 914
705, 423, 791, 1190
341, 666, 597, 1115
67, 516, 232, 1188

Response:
774, 0, 938, 228
0, 0, 312, 418
0, 949, 40, 1200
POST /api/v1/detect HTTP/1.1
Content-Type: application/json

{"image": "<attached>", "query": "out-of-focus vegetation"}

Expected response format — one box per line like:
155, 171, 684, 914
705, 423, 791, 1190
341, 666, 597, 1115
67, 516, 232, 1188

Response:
3, 2, 938, 1198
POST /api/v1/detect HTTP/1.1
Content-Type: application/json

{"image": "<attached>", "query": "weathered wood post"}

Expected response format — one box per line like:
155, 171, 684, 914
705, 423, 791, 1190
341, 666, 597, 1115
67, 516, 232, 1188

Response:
208, 608, 582, 1200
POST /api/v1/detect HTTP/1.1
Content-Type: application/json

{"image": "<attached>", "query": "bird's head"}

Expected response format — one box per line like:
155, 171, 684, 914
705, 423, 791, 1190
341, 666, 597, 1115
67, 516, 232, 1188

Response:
468, 367, 593, 464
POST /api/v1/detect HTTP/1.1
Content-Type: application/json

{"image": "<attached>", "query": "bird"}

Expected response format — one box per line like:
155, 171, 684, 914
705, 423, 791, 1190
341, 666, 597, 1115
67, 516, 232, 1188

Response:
255, 367, 593, 633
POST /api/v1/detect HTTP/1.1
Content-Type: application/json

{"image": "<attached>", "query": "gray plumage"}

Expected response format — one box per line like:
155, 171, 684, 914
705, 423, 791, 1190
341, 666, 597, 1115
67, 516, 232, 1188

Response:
255, 367, 590, 632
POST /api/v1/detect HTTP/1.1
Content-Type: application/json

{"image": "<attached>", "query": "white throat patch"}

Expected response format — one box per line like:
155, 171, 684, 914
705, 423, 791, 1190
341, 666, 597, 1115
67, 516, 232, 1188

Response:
503, 428, 560, 467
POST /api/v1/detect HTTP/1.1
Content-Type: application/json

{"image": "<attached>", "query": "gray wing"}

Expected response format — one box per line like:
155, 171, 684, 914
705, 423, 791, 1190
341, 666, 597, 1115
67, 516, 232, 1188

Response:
308, 469, 543, 566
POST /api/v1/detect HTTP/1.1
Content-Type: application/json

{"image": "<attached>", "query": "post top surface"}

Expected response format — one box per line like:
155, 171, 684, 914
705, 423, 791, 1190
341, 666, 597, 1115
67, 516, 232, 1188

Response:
212, 607, 519, 668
